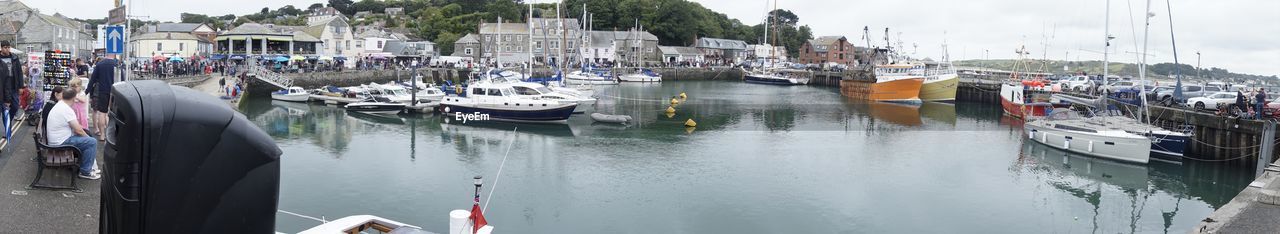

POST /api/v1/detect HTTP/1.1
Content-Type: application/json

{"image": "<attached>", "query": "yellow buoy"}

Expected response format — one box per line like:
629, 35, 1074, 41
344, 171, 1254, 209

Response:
684, 119, 697, 127
665, 106, 676, 114
679, 92, 687, 99
670, 98, 680, 105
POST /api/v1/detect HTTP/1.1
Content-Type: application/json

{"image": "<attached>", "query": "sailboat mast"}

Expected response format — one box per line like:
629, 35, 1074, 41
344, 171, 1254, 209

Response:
1139, 0, 1153, 125
497, 16, 503, 69
1166, 0, 1183, 101
528, 3, 534, 70
1102, 0, 1110, 83
770, 0, 779, 60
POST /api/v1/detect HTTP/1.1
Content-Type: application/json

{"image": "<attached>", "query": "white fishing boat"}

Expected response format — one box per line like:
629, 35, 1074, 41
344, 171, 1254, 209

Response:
270, 87, 310, 102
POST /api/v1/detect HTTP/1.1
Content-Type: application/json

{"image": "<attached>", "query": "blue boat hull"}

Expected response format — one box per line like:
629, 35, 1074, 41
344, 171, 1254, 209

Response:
440, 103, 578, 122
1146, 132, 1189, 159
744, 75, 801, 85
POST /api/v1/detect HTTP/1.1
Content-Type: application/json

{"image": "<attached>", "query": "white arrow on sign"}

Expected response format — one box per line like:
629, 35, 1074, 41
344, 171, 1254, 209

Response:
108, 28, 122, 52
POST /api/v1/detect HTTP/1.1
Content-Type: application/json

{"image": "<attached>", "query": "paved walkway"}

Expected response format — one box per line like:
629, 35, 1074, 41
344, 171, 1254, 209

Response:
0, 118, 101, 233
193, 75, 241, 106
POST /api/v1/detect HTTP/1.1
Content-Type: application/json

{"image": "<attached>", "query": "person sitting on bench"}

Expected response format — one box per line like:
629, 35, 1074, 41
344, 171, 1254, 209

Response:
46, 88, 98, 180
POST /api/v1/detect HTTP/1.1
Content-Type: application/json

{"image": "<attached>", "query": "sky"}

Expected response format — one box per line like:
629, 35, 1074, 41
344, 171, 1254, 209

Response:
26, 0, 1280, 76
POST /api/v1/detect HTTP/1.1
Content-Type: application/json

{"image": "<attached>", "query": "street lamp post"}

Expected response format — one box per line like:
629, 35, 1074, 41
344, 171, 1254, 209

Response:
1195, 51, 1201, 80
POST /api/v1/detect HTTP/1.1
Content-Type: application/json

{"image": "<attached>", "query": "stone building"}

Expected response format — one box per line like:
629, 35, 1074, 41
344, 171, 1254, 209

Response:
797, 36, 854, 66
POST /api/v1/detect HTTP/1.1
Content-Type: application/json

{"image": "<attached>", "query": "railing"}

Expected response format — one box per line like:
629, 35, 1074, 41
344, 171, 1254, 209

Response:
244, 65, 294, 88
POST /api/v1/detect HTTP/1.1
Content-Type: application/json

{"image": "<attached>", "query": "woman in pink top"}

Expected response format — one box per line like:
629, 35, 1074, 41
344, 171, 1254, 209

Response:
67, 78, 91, 133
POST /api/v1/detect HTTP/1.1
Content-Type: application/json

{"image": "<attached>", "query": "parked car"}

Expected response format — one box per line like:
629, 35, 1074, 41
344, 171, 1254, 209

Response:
1062, 76, 1094, 92
1148, 86, 1173, 101
1156, 84, 1225, 106
1187, 92, 1239, 110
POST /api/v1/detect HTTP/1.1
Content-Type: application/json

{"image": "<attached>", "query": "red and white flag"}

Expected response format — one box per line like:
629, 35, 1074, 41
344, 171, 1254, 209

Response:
470, 203, 488, 233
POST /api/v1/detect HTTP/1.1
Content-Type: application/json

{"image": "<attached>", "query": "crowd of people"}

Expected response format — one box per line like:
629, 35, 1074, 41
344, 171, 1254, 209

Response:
0, 40, 117, 180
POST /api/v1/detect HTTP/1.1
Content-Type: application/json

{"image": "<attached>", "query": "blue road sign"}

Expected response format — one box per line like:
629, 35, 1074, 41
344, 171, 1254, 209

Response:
105, 25, 124, 54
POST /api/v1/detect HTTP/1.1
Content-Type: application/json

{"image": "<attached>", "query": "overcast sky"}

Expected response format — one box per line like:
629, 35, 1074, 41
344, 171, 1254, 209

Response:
27, 0, 1280, 76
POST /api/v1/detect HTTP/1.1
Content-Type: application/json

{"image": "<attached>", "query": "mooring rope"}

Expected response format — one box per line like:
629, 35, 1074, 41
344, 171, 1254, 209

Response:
278, 209, 327, 223
483, 127, 518, 213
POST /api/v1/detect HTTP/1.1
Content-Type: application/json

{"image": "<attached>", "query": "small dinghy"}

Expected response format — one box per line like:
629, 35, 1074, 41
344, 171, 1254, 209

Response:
590, 113, 632, 124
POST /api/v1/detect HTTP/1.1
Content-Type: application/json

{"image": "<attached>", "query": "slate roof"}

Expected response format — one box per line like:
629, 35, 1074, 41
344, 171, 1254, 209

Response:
696, 38, 748, 50
155, 23, 203, 32
224, 23, 282, 35
478, 22, 528, 35
807, 36, 846, 53
130, 32, 201, 41
659, 46, 703, 56
455, 33, 479, 44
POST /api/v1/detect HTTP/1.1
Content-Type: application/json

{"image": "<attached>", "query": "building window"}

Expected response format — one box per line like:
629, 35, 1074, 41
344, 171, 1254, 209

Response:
551, 41, 559, 49
465, 48, 473, 55
535, 41, 542, 50
485, 35, 492, 42
568, 41, 575, 49
179, 43, 184, 51
157, 43, 162, 51
377, 41, 383, 49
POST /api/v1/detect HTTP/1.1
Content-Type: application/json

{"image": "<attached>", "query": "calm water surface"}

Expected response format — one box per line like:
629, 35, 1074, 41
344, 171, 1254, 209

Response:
243, 81, 1253, 233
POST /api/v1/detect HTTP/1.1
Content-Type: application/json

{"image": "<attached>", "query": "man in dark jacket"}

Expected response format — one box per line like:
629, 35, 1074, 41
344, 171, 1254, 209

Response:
0, 41, 24, 124
87, 55, 117, 140
1256, 88, 1268, 119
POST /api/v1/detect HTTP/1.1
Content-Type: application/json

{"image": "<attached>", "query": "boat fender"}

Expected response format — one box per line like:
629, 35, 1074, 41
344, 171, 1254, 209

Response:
1064, 139, 1071, 149
1087, 141, 1094, 152
684, 119, 697, 127
665, 106, 676, 114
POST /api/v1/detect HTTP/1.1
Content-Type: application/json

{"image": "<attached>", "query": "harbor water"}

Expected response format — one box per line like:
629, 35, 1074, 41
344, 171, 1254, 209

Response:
244, 81, 1253, 233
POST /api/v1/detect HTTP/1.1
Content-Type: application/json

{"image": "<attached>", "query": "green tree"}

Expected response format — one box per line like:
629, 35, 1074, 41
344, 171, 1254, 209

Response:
435, 31, 461, 55
328, 0, 355, 15
308, 3, 325, 11
278, 5, 303, 16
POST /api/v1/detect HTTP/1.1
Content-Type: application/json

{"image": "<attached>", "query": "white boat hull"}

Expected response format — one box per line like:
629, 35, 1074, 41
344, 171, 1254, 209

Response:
618, 74, 662, 82
1025, 120, 1151, 164
271, 93, 309, 102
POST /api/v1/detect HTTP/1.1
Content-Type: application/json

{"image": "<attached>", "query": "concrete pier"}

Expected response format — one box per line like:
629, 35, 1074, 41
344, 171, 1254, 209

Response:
1194, 164, 1280, 233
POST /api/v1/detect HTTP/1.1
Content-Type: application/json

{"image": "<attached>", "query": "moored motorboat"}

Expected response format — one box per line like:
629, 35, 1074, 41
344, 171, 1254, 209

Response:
343, 96, 406, 115
439, 80, 579, 123
270, 87, 310, 102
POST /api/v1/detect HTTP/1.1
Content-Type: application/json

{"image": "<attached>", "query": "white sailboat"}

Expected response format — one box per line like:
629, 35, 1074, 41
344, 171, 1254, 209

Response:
1023, 0, 1151, 164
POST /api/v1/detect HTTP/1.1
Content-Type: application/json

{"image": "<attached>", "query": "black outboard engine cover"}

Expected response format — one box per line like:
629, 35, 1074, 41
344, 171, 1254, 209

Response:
101, 80, 281, 234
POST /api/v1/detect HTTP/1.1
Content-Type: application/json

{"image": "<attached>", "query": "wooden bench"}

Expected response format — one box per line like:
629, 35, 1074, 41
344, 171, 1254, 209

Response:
29, 128, 84, 191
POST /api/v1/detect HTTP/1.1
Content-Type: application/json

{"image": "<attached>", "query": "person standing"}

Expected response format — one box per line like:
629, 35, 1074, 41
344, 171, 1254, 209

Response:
0, 41, 23, 127
87, 55, 117, 141
1256, 88, 1268, 119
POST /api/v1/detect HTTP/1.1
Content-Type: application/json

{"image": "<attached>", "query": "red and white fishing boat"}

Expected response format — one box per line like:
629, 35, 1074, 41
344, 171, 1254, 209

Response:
999, 46, 1066, 119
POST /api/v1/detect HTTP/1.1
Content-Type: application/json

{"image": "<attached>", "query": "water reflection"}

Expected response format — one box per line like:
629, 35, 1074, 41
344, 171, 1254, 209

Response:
1015, 139, 1252, 233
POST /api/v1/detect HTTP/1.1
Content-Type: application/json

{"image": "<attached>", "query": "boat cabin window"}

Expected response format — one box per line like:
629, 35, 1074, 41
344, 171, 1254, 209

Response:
472, 88, 484, 95
487, 89, 502, 96
513, 86, 541, 95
